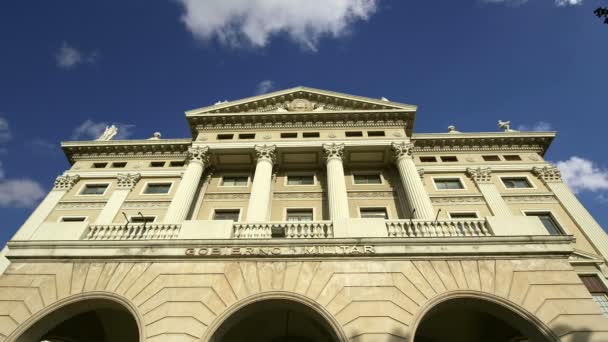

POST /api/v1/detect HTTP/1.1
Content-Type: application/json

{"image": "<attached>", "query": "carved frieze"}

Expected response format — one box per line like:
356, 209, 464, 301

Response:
56, 201, 105, 210
122, 201, 171, 209
503, 195, 558, 203
273, 192, 325, 199
347, 191, 396, 199
205, 193, 251, 200
430, 196, 485, 205
53, 175, 80, 191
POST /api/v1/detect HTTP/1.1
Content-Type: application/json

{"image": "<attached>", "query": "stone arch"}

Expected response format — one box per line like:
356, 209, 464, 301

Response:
6, 291, 144, 342
202, 291, 349, 342
408, 291, 559, 342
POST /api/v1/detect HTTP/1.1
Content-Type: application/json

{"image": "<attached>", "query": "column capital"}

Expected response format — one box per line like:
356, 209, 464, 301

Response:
116, 173, 141, 190
466, 167, 492, 184
322, 143, 345, 161
532, 165, 562, 183
187, 146, 210, 165
254, 144, 277, 164
391, 142, 415, 161
53, 174, 80, 191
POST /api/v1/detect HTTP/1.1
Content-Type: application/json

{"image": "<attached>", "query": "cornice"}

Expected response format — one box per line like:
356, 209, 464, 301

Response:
61, 139, 192, 164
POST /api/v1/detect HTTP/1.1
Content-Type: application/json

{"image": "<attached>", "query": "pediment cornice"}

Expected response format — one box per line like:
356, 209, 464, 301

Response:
411, 132, 555, 155
61, 139, 192, 163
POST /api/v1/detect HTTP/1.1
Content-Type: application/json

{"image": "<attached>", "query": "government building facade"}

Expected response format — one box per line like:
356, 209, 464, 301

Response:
0, 87, 607, 341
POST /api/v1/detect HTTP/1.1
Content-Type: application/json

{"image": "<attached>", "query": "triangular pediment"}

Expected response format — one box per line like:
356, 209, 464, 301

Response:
569, 249, 604, 264
186, 86, 416, 115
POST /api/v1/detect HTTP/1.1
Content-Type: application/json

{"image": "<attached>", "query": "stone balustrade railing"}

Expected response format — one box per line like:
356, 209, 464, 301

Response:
84, 223, 182, 240
233, 221, 334, 239
386, 219, 492, 237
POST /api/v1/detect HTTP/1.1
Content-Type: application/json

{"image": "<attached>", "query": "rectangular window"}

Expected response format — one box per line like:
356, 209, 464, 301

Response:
345, 131, 363, 137
150, 161, 165, 167
502, 177, 532, 189
579, 275, 608, 316
221, 176, 248, 187
111, 162, 127, 168
80, 184, 108, 195
302, 132, 320, 138
360, 208, 389, 219
238, 133, 255, 139
60, 217, 86, 222
144, 183, 171, 194
434, 178, 464, 190
287, 175, 314, 185
525, 212, 562, 235
420, 156, 437, 163
92, 162, 108, 168
449, 212, 479, 219
353, 174, 382, 184
281, 132, 298, 138
440, 156, 458, 162
286, 209, 313, 222
482, 155, 501, 161
504, 155, 522, 161
169, 161, 185, 167
130, 216, 155, 223
217, 134, 234, 140
213, 209, 240, 221
367, 131, 385, 137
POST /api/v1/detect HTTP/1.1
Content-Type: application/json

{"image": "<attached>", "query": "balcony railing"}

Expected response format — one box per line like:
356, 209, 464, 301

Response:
84, 223, 182, 240
233, 221, 334, 239
386, 219, 491, 237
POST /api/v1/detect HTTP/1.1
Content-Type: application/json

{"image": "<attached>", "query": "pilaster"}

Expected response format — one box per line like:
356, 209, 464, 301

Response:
95, 173, 141, 224
466, 167, 512, 217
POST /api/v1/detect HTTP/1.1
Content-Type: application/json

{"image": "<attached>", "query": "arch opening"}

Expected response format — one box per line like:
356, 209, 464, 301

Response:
15, 298, 139, 342
210, 298, 341, 342
414, 297, 553, 342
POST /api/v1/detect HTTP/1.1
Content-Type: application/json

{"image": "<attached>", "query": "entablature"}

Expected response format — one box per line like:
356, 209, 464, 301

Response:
61, 138, 192, 164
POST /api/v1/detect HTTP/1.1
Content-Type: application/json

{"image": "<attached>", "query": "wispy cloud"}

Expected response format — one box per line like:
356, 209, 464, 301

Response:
516, 121, 553, 131
176, 0, 378, 51
483, 0, 582, 6
255, 80, 275, 95
0, 117, 11, 143
0, 179, 45, 208
556, 156, 608, 194
54, 41, 100, 69
71, 119, 135, 140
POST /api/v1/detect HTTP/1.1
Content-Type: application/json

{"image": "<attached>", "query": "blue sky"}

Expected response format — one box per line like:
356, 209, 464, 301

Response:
0, 0, 607, 245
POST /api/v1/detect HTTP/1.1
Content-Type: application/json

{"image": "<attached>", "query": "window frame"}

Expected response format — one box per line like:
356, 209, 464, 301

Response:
58, 216, 88, 223
503, 155, 522, 161
141, 181, 174, 195
111, 162, 127, 168
285, 173, 316, 186
150, 161, 166, 168
577, 272, 608, 317
352, 172, 384, 185
92, 162, 108, 169
419, 156, 437, 163
77, 183, 110, 196
128, 215, 157, 224
432, 177, 467, 191
220, 175, 250, 187
482, 155, 501, 162
358, 207, 390, 219
284, 207, 315, 222
280, 132, 298, 138
500, 175, 536, 190
302, 132, 320, 138
238, 133, 256, 139
211, 208, 242, 222
522, 210, 567, 235
367, 131, 385, 137
345, 131, 364, 137
440, 156, 458, 162
448, 211, 480, 220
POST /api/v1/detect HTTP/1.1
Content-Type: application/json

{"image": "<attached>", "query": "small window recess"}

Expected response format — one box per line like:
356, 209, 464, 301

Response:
111, 162, 127, 168
367, 131, 385, 137
482, 155, 501, 161
345, 131, 363, 137
440, 156, 458, 162
420, 156, 437, 163
281, 132, 298, 138
504, 155, 522, 161
92, 162, 108, 168
302, 132, 320, 138
217, 134, 234, 140
169, 161, 185, 167
61, 217, 86, 222
238, 133, 255, 139
150, 161, 165, 167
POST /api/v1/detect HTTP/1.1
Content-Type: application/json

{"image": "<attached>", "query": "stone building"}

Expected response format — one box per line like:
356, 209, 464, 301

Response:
0, 87, 607, 341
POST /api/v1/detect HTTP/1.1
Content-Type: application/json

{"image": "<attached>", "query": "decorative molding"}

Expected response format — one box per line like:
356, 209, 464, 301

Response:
411, 133, 554, 155
205, 193, 251, 200
254, 144, 277, 164
188, 146, 210, 165
347, 191, 396, 199
53, 174, 80, 191
466, 167, 492, 184
391, 142, 414, 161
532, 166, 562, 183
116, 173, 141, 190
61, 139, 191, 163
122, 201, 171, 209
55, 201, 106, 210
430, 196, 485, 205
503, 194, 558, 203
273, 192, 325, 199
322, 143, 345, 161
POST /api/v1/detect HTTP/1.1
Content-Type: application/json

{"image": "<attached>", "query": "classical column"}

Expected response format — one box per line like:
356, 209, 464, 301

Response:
245, 145, 276, 222
95, 173, 141, 224
13, 174, 80, 240
391, 142, 434, 220
466, 167, 511, 216
533, 165, 608, 261
164, 146, 209, 223
323, 143, 350, 220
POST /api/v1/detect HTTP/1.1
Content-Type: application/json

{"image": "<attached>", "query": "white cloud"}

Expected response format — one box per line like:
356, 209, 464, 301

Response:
176, 0, 378, 51
0, 179, 45, 208
0, 117, 10, 143
54, 42, 100, 69
516, 121, 553, 131
71, 120, 135, 140
556, 156, 608, 194
255, 80, 275, 95
484, 0, 582, 6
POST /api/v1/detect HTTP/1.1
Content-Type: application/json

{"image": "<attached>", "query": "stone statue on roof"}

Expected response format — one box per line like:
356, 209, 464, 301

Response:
96, 125, 118, 141
447, 125, 460, 133
498, 120, 517, 132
